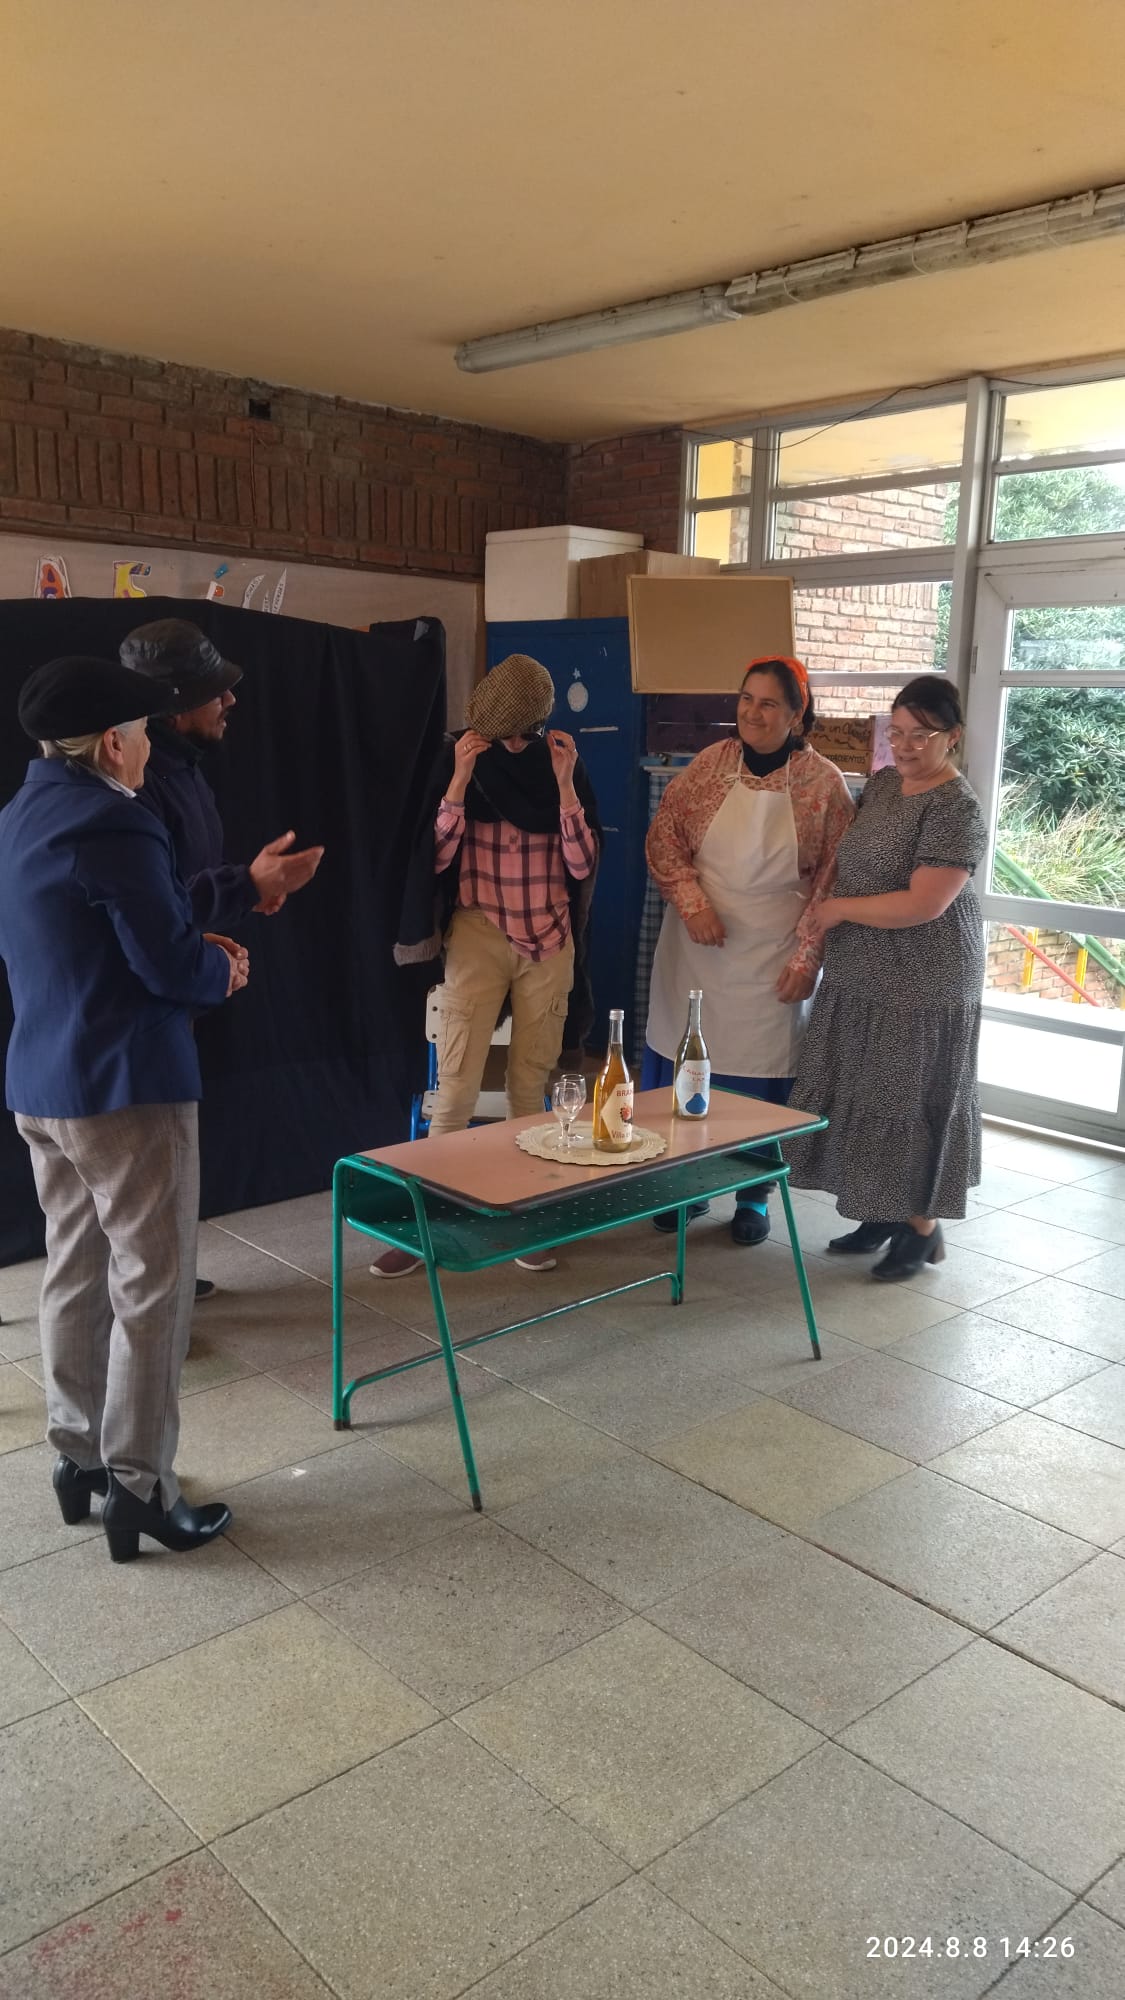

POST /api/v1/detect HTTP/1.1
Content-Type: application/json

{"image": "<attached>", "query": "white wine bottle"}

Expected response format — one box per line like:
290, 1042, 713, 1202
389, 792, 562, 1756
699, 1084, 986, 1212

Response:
672, 989, 711, 1118
592, 1008, 634, 1153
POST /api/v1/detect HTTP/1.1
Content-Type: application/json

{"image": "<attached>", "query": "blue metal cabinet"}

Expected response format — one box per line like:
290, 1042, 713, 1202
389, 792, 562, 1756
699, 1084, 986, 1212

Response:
485, 619, 648, 1050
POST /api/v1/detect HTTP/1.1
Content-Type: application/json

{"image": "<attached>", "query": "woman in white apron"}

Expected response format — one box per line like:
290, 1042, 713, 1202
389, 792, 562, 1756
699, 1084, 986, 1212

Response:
643, 657, 854, 1244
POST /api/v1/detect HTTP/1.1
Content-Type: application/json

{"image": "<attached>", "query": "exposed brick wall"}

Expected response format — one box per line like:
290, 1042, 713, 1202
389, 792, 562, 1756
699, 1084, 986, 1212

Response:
0, 329, 566, 579
565, 431, 683, 551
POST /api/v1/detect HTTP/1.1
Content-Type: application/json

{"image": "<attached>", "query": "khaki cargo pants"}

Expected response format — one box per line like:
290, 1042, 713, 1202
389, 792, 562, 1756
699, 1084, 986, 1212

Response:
428, 907, 574, 1136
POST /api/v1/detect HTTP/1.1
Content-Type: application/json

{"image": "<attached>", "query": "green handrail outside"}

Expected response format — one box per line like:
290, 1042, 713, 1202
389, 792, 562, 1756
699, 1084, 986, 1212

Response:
994, 847, 1125, 990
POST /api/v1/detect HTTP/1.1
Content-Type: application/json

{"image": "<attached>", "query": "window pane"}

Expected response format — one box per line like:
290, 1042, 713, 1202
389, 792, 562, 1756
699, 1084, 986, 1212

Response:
1000, 379, 1125, 461
992, 685, 1125, 902
693, 438, 752, 499
993, 465, 1125, 541
777, 403, 964, 487
1008, 604, 1125, 673
980, 924, 1124, 1115
793, 580, 952, 680
773, 483, 957, 558
690, 505, 750, 563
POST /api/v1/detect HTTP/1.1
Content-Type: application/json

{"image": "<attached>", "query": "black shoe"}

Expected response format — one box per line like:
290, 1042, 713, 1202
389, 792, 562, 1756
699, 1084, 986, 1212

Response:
101, 1471, 232, 1562
731, 1205, 771, 1246
194, 1277, 215, 1301
871, 1222, 945, 1284
53, 1455, 109, 1525
827, 1221, 897, 1256
652, 1201, 710, 1234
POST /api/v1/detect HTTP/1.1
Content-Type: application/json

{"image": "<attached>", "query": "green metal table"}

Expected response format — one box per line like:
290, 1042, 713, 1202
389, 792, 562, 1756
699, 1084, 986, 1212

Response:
332, 1086, 828, 1509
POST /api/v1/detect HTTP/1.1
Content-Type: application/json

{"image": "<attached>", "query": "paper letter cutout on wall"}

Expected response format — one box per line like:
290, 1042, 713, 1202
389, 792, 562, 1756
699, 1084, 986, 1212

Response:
113, 560, 151, 599
270, 570, 288, 615
241, 573, 266, 609
34, 556, 72, 600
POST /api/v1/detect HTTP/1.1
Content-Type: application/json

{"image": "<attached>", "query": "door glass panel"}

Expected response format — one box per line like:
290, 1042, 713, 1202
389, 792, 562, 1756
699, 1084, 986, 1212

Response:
981, 924, 1124, 1113
1008, 603, 1125, 672
992, 684, 1125, 900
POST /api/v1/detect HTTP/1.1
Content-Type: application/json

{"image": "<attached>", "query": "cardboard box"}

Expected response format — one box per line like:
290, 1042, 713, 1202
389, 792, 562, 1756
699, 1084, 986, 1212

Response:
484, 526, 642, 621
808, 715, 875, 774
628, 574, 794, 693
576, 549, 719, 618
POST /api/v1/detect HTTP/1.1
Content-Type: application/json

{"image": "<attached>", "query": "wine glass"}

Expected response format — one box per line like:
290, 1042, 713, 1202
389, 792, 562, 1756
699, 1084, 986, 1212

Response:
551, 1072, 587, 1154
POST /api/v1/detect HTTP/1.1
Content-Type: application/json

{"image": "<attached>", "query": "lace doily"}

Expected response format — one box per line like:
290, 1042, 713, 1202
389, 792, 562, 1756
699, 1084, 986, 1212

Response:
515, 1121, 666, 1167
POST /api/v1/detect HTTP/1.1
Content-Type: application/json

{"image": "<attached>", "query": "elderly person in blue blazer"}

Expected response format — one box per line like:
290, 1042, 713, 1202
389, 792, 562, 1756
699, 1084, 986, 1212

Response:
0, 656, 248, 1563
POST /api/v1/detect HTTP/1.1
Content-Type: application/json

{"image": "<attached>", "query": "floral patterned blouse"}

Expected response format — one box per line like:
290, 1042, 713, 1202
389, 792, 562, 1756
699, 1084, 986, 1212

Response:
645, 737, 856, 976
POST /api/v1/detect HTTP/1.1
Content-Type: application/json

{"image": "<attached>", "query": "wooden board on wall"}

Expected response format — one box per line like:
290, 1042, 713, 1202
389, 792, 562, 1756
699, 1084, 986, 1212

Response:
628, 575, 794, 693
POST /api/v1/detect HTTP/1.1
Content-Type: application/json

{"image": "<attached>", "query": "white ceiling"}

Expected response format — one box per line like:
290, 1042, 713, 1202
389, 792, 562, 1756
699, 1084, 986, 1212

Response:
4, 0, 1125, 440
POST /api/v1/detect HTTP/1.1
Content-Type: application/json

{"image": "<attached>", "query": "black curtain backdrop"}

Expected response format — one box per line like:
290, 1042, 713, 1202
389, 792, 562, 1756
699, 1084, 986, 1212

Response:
0, 597, 444, 1265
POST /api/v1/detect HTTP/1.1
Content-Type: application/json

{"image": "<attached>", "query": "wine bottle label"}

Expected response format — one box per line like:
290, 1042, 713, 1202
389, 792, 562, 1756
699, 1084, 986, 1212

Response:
601, 1080, 634, 1144
675, 1060, 711, 1118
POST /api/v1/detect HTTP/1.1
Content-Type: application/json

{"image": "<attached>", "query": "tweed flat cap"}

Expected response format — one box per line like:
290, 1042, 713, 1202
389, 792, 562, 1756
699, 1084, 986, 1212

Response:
18, 656, 181, 741
120, 618, 242, 709
467, 654, 555, 740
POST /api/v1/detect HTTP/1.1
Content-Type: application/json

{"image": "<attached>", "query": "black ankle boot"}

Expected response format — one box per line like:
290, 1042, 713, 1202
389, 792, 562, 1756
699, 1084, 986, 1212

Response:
52, 1455, 109, 1525
827, 1221, 897, 1256
652, 1201, 710, 1233
871, 1222, 945, 1284
101, 1472, 232, 1563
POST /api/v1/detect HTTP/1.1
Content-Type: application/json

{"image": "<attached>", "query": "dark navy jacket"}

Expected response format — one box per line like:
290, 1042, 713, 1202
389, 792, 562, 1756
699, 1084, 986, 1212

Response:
0, 759, 231, 1118
136, 725, 257, 930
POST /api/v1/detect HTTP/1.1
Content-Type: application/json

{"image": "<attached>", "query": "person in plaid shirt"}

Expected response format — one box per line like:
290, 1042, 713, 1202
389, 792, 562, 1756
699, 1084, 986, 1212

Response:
375, 653, 600, 1278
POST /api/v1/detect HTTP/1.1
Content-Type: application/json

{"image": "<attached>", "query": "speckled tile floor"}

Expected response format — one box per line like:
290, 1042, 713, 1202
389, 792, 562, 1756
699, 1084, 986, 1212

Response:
1, 1120, 1123, 1998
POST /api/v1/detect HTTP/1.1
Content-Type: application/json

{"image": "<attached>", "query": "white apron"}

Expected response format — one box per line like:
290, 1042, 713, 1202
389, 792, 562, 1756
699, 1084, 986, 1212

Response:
646, 771, 813, 1077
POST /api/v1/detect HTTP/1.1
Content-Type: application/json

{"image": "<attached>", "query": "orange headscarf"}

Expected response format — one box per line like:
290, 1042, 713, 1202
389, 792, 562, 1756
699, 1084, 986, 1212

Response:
743, 654, 810, 705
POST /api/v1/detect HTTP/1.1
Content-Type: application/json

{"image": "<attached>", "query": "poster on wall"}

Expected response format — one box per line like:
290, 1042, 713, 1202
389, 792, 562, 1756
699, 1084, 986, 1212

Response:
112, 559, 151, 598
33, 555, 71, 599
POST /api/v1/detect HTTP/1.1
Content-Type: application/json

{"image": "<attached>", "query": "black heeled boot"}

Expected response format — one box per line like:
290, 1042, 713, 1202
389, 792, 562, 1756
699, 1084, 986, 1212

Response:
871, 1222, 945, 1284
827, 1221, 897, 1256
53, 1455, 109, 1525
101, 1472, 232, 1563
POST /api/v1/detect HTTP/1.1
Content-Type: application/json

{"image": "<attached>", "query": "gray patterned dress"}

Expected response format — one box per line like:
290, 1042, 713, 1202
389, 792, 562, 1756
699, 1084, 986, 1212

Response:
787, 768, 988, 1222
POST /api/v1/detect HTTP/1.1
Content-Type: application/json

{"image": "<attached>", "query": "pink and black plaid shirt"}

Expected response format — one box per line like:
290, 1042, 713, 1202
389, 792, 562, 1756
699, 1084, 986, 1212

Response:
434, 799, 596, 960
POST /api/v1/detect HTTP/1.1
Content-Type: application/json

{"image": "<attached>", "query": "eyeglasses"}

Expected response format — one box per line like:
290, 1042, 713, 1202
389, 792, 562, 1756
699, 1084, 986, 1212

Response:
886, 726, 944, 749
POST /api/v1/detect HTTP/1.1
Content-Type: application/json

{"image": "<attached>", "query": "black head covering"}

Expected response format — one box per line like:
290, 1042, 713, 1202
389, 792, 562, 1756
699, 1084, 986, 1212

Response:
18, 656, 181, 741
120, 618, 242, 709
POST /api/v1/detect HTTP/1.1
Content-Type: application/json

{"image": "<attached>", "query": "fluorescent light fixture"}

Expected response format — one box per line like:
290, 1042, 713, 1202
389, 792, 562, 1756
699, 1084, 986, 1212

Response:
726, 184, 1125, 314
454, 287, 740, 373
455, 184, 1125, 372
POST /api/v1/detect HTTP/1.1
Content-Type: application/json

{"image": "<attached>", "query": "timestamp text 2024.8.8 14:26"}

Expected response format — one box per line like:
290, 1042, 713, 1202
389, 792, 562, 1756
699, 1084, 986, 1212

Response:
865, 1936, 1075, 1962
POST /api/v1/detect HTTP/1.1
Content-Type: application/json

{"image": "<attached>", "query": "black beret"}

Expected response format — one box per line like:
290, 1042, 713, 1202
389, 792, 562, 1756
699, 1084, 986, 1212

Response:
120, 618, 242, 709
17, 656, 182, 742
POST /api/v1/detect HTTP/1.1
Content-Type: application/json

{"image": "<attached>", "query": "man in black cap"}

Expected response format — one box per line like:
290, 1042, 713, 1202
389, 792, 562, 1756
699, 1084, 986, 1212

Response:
120, 618, 324, 931
0, 656, 246, 1561
121, 618, 324, 1299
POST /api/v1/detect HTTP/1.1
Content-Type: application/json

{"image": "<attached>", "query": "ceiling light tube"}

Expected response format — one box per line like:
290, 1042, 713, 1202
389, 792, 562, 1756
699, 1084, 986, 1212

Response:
727, 185, 1125, 314
454, 286, 740, 373
456, 183, 1125, 372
